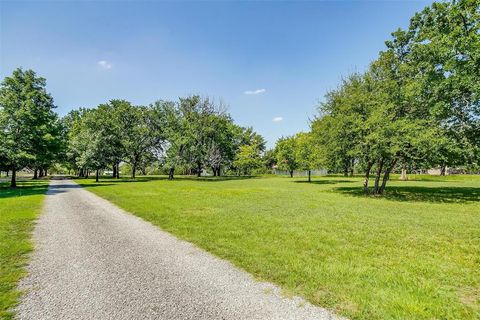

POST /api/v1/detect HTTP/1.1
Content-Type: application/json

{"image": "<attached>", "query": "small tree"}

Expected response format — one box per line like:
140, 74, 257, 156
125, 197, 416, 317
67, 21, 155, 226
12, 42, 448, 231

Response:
275, 136, 298, 178
294, 132, 321, 182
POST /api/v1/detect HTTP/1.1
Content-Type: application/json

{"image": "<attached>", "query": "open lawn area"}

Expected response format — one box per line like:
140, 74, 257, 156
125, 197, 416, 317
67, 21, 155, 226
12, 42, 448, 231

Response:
77, 174, 480, 320
0, 180, 49, 319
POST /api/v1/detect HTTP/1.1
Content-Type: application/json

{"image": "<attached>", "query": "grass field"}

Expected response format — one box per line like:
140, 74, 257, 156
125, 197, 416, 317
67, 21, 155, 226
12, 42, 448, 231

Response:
0, 180, 49, 319
77, 174, 480, 320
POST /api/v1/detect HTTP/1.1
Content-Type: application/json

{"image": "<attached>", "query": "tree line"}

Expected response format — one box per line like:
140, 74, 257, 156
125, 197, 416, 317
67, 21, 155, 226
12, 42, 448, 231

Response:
0, 70, 269, 187
62, 97, 267, 182
1, 0, 478, 195
273, 0, 479, 194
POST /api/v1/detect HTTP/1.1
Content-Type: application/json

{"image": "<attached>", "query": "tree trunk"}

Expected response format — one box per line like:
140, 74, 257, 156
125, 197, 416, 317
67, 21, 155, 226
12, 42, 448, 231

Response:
343, 166, 348, 177
168, 167, 174, 180
379, 171, 390, 195
197, 163, 202, 177
44, 168, 48, 176
400, 167, 408, 181
372, 159, 384, 195
440, 164, 446, 176
132, 164, 136, 179
379, 159, 398, 195
350, 158, 354, 177
308, 170, 311, 182
6, 170, 9, 177
33, 169, 38, 180
116, 162, 120, 179
39, 168, 44, 178
112, 163, 116, 178
95, 169, 99, 182
289, 170, 293, 178
363, 161, 373, 194
11, 167, 17, 188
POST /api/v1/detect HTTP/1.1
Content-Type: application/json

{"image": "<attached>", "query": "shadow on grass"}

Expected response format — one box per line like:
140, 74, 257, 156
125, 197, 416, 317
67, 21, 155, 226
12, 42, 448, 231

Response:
293, 179, 354, 185
0, 178, 118, 199
0, 181, 49, 199
75, 175, 258, 184
335, 186, 480, 203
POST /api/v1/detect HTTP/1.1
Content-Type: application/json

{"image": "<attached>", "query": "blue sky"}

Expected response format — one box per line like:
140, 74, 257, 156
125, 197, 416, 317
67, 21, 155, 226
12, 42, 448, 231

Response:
1, 0, 432, 147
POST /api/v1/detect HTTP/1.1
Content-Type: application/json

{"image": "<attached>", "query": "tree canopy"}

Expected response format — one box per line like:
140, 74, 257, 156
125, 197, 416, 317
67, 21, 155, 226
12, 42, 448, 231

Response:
0, 68, 60, 187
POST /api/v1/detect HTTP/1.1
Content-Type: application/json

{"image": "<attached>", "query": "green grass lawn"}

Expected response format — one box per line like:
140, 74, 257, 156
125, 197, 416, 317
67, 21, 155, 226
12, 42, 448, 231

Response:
77, 174, 480, 320
0, 180, 49, 319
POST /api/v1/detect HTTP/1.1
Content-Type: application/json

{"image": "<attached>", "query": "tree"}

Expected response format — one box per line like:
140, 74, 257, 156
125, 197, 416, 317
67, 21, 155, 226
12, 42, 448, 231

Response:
294, 132, 321, 182
403, 0, 480, 173
0, 68, 58, 187
275, 136, 298, 178
67, 109, 108, 182
312, 74, 370, 176
116, 102, 164, 179
152, 100, 183, 180
262, 149, 277, 173
175, 96, 245, 177
233, 144, 263, 175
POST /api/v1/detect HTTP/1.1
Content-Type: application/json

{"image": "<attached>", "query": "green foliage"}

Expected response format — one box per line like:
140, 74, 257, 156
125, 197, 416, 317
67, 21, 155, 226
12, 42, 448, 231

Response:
233, 144, 263, 175
0, 68, 61, 186
308, 0, 479, 194
63, 96, 265, 179
294, 132, 322, 171
262, 149, 277, 172
275, 136, 298, 176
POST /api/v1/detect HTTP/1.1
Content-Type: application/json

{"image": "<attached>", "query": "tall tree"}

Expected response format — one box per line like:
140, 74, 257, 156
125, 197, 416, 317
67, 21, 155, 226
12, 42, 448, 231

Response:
0, 68, 58, 187
118, 103, 164, 179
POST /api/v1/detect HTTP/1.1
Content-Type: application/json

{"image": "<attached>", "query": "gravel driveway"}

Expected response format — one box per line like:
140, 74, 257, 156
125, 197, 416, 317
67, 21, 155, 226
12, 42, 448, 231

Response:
16, 178, 341, 320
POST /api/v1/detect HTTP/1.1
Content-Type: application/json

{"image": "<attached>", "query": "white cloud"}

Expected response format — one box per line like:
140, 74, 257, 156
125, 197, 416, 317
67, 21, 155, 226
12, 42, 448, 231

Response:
244, 88, 266, 95
97, 60, 112, 69
272, 116, 283, 122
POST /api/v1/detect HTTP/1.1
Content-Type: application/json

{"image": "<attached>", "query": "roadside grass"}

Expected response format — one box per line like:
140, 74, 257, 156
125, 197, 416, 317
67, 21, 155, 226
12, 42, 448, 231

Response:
77, 175, 480, 320
0, 179, 49, 319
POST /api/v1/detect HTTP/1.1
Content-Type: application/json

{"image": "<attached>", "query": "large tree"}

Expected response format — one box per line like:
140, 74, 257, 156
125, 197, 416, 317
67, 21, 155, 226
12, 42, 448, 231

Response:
0, 68, 58, 187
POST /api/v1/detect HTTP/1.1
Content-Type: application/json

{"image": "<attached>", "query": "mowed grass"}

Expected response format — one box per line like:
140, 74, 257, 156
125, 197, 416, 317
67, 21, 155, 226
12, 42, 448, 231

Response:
0, 180, 48, 319
78, 174, 480, 320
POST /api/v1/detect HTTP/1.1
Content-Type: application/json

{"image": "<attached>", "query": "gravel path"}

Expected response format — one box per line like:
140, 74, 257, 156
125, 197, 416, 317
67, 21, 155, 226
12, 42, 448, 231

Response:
16, 178, 341, 320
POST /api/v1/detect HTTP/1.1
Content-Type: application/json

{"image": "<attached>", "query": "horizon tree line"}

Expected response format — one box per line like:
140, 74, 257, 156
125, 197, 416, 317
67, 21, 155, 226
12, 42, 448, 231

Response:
1, 0, 478, 195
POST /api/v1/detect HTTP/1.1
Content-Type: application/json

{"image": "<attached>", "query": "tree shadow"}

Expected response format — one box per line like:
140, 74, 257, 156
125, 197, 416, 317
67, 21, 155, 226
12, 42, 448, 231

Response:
178, 176, 259, 182
0, 182, 49, 199
74, 175, 258, 184
335, 186, 480, 203
293, 179, 354, 185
